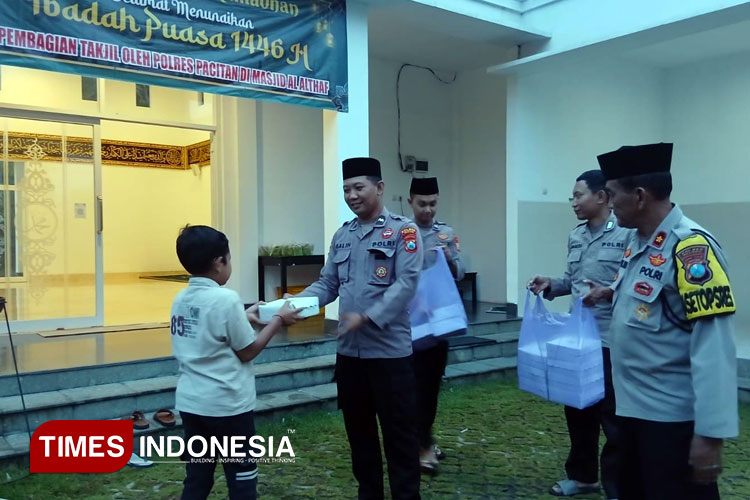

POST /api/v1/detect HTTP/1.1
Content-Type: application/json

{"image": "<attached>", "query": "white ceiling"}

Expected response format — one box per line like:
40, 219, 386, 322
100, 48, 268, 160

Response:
623, 18, 750, 68
367, 1, 546, 71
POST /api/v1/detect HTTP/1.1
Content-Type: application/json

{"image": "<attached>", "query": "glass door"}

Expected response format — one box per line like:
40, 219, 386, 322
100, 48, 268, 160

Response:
0, 113, 103, 332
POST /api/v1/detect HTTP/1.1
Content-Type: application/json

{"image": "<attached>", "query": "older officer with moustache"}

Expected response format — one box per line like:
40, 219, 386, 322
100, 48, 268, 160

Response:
586, 143, 738, 500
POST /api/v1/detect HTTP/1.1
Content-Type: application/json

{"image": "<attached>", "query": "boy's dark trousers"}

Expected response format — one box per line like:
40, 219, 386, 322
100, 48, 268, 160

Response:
564, 347, 619, 499
413, 337, 449, 450
336, 353, 421, 500
180, 410, 259, 500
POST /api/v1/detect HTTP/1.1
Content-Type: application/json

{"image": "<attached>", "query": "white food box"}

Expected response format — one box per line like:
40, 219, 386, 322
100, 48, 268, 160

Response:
258, 297, 320, 323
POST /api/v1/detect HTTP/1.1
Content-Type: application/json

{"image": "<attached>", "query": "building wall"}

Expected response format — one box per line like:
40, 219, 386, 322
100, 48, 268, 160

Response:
506, 57, 664, 311
664, 51, 750, 325
368, 58, 508, 302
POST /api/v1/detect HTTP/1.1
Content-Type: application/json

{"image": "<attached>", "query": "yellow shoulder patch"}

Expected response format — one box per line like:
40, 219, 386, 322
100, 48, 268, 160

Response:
675, 234, 735, 320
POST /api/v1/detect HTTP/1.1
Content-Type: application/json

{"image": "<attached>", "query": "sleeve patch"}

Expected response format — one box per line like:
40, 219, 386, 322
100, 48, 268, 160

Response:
400, 227, 418, 253
675, 234, 735, 320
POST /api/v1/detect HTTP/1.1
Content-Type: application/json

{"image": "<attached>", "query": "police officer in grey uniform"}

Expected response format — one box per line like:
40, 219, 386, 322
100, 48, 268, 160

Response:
529, 170, 629, 500
587, 143, 738, 500
407, 177, 464, 475
297, 157, 423, 500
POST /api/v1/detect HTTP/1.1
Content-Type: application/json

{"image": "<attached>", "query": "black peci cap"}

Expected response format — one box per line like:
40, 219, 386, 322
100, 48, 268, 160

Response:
597, 143, 673, 181
342, 157, 381, 180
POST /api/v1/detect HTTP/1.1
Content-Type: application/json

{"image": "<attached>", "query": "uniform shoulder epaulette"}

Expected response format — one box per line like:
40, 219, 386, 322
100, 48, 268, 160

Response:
575, 221, 587, 228
342, 217, 355, 227
389, 213, 405, 221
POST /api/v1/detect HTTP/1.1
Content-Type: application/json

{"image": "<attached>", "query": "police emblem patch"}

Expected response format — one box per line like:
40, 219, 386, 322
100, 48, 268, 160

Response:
652, 231, 667, 248
649, 254, 666, 267
438, 233, 449, 240
634, 281, 653, 297
635, 304, 651, 321
382, 228, 394, 239
676, 244, 712, 286
624, 248, 632, 258
401, 227, 418, 253
454, 235, 460, 251
375, 266, 388, 278
606, 220, 614, 231
675, 234, 736, 320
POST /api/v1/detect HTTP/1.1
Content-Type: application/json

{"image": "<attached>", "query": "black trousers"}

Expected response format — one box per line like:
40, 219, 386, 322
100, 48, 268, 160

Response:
618, 417, 720, 500
336, 353, 421, 500
180, 410, 259, 500
413, 338, 449, 450
564, 347, 619, 499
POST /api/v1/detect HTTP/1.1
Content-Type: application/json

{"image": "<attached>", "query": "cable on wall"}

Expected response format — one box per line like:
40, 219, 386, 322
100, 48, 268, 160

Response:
396, 63, 457, 172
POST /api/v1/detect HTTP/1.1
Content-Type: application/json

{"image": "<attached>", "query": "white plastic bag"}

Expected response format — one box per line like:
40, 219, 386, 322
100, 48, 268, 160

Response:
409, 248, 468, 341
517, 290, 568, 399
517, 291, 604, 409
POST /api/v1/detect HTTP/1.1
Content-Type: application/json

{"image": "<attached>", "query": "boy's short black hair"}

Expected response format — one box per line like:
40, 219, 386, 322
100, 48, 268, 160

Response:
576, 170, 607, 193
176, 225, 229, 275
616, 172, 673, 201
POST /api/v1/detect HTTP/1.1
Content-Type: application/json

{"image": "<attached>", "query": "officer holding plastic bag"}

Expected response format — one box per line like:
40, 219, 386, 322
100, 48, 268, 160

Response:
528, 170, 630, 499
407, 177, 464, 475
586, 143, 738, 500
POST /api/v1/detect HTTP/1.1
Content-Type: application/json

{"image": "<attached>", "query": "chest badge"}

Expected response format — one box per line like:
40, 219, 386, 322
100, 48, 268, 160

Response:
635, 304, 651, 321
375, 266, 388, 278
649, 254, 666, 267
634, 281, 654, 297
652, 231, 667, 248
381, 228, 394, 239
438, 233, 449, 240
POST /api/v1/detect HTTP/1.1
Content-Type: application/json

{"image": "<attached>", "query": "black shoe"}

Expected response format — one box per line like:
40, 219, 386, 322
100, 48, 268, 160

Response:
433, 445, 446, 461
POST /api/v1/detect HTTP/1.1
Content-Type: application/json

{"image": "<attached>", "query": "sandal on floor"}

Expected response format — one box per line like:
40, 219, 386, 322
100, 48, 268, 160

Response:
153, 408, 176, 427
124, 410, 149, 430
549, 479, 601, 497
420, 459, 439, 476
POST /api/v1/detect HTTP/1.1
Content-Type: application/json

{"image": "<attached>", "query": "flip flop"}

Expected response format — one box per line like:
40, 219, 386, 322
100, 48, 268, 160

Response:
124, 410, 149, 430
420, 459, 439, 476
549, 479, 601, 496
127, 452, 154, 468
153, 408, 176, 427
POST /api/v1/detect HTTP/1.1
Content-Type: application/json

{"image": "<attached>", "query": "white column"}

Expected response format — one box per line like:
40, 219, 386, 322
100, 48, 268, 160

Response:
213, 95, 260, 303
322, 0, 370, 319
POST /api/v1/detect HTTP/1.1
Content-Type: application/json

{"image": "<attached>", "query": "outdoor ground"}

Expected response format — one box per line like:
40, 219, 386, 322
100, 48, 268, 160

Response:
1, 378, 749, 499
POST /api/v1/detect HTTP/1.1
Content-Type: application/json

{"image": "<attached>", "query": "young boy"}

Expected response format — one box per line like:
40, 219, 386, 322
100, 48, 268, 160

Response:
171, 225, 300, 500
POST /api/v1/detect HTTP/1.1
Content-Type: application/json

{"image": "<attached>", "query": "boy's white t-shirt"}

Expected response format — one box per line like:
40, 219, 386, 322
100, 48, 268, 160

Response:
170, 277, 257, 417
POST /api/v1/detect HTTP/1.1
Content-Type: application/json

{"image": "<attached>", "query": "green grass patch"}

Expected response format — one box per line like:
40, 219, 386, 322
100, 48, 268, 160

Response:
2, 379, 749, 499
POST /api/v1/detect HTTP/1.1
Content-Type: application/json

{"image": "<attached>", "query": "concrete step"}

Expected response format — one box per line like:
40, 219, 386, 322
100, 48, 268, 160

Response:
0, 355, 519, 459
0, 336, 338, 398
738, 376, 750, 403
0, 354, 336, 436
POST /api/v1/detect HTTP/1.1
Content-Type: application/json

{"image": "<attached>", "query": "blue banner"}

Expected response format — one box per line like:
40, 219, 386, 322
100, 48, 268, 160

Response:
0, 0, 348, 111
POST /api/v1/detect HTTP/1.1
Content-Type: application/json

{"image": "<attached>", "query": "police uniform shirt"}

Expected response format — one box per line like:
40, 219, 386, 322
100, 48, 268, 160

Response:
546, 211, 632, 345
610, 204, 738, 438
417, 221, 464, 281
299, 207, 424, 358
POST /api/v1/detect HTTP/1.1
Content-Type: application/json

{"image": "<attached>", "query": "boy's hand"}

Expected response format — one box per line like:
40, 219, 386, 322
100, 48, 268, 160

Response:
274, 301, 302, 326
245, 301, 265, 328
